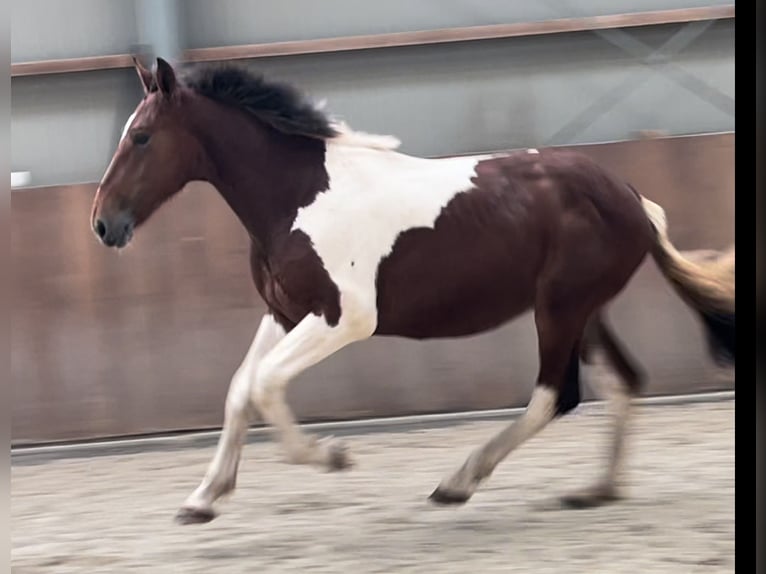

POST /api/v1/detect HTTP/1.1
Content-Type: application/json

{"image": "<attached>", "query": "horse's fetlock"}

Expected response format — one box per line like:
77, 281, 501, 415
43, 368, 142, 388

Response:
466, 452, 494, 482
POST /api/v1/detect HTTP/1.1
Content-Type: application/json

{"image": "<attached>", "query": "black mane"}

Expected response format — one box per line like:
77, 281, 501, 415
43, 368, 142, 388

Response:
183, 64, 337, 139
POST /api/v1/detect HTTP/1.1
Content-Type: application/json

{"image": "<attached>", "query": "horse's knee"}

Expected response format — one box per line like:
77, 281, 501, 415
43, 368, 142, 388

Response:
224, 372, 255, 419
251, 358, 288, 409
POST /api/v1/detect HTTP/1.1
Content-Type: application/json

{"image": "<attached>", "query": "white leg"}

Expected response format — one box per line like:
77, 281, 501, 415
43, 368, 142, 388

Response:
560, 374, 633, 508
252, 309, 375, 467
603, 386, 632, 487
176, 314, 285, 524
430, 385, 558, 504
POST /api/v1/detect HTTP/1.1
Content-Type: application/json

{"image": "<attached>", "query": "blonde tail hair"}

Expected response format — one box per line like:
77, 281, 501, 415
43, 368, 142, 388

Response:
640, 196, 735, 365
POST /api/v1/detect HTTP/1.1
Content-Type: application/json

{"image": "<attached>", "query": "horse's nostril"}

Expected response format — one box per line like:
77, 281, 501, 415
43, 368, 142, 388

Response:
95, 219, 107, 239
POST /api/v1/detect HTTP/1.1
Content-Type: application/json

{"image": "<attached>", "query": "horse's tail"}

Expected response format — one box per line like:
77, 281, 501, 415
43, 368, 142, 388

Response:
639, 195, 735, 366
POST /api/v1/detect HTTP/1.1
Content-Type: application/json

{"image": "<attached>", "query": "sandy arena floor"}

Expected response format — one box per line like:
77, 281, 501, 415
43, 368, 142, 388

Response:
11, 400, 734, 573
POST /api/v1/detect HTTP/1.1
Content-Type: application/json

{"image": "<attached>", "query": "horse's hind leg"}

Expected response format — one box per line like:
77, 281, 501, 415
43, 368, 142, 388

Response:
429, 303, 588, 505
560, 311, 646, 509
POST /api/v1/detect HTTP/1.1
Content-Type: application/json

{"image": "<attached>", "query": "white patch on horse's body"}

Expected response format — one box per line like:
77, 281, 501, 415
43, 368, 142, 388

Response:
527, 148, 539, 154
292, 139, 493, 324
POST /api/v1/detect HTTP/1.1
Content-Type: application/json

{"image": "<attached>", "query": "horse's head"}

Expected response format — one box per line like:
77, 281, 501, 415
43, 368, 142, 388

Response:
91, 57, 208, 248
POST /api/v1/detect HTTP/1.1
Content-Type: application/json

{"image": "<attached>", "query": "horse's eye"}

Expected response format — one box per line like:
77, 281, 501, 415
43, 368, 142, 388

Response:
132, 132, 151, 146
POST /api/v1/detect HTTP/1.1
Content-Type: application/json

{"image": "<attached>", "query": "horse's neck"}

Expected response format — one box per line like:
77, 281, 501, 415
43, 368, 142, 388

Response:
193, 101, 329, 247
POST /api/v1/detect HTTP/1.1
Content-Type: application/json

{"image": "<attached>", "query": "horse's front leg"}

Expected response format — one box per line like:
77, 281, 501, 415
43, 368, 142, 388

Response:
176, 314, 285, 525
252, 306, 376, 468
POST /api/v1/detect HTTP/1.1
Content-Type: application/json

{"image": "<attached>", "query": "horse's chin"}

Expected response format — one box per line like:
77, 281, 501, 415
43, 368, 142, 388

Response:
117, 232, 134, 250
114, 237, 133, 251
100, 230, 134, 250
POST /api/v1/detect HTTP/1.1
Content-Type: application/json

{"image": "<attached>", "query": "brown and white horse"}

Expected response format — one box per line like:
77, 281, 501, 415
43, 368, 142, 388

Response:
91, 58, 735, 525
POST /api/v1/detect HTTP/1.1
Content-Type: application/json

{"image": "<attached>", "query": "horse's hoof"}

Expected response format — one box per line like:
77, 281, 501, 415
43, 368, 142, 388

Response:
175, 506, 217, 525
321, 437, 353, 471
428, 486, 471, 505
558, 486, 621, 510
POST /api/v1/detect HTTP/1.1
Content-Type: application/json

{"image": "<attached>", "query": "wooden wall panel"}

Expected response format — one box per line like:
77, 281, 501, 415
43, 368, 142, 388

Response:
10, 133, 734, 443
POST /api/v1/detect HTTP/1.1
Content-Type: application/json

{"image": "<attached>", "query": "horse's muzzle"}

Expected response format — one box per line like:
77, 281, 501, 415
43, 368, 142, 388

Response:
93, 211, 135, 248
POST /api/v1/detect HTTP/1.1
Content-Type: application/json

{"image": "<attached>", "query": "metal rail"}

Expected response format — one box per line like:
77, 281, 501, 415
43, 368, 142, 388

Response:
11, 6, 734, 77
11, 390, 734, 465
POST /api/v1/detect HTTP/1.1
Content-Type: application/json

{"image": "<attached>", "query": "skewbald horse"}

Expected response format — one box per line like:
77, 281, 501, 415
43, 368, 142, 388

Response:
91, 58, 735, 525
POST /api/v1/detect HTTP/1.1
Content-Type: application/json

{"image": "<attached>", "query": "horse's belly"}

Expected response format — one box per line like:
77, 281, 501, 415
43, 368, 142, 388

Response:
374, 291, 534, 339
373, 222, 542, 339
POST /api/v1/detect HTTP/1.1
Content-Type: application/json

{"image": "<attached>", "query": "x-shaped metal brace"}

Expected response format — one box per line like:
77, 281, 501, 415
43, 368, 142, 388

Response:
542, 1, 734, 145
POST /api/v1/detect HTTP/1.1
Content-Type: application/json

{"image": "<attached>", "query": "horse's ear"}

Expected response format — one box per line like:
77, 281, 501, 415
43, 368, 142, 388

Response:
133, 56, 154, 94
155, 57, 177, 97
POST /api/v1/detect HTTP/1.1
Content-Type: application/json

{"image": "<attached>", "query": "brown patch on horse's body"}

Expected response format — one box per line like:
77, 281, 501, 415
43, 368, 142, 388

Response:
375, 149, 654, 339
250, 230, 341, 331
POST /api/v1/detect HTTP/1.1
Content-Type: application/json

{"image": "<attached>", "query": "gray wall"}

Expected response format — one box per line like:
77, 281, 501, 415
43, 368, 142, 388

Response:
11, 0, 734, 188
12, 0, 734, 60
12, 0, 139, 61
10, 134, 736, 443
180, 0, 734, 47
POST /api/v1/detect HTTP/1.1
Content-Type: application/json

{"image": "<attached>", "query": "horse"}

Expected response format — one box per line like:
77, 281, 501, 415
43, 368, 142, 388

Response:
90, 57, 735, 525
